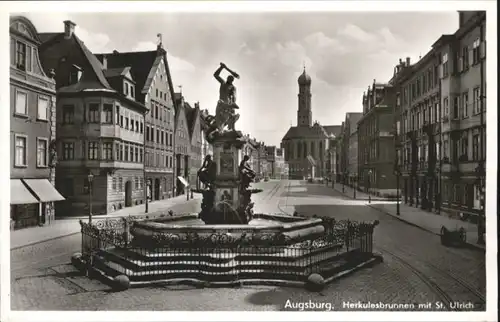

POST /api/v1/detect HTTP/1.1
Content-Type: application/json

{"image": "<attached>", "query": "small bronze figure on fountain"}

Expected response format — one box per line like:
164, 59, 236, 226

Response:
198, 155, 216, 190
239, 155, 256, 192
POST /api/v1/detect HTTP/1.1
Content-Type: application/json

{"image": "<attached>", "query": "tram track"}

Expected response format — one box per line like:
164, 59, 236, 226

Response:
378, 245, 486, 311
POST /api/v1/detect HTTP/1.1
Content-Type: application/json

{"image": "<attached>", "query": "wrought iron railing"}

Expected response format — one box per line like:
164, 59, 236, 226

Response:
79, 216, 377, 282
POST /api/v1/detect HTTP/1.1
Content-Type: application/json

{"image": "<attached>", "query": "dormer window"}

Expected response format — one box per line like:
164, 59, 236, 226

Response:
69, 65, 82, 84
15, 40, 27, 71
123, 81, 135, 99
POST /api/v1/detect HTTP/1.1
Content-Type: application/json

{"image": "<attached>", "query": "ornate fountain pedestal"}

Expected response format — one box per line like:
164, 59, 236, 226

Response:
199, 130, 253, 225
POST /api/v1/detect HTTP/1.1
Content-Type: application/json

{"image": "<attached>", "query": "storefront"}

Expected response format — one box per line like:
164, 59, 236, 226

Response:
10, 179, 65, 230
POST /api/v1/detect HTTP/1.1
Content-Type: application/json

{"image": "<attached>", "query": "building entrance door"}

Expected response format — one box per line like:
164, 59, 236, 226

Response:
125, 181, 132, 207
154, 178, 161, 200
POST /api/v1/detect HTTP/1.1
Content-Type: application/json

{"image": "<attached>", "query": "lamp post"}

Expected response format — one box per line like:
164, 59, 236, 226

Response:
396, 167, 401, 216
353, 175, 357, 199
475, 164, 485, 245
87, 172, 94, 224
342, 172, 345, 193
368, 169, 373, 203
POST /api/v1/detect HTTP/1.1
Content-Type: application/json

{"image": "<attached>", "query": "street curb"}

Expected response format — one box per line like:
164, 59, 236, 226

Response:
367, 204, 485, 252
11, 231, 80, 251
331, 186, 390, 202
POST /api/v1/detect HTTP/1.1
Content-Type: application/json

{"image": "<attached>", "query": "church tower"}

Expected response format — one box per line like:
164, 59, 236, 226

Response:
297, 67, 312, 127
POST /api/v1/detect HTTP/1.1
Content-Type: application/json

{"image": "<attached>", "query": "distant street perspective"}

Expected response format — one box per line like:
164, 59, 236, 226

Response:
11, 180, 485, 310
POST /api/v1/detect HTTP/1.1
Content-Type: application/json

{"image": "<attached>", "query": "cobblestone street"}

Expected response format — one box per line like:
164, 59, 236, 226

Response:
10, 181, 486, 311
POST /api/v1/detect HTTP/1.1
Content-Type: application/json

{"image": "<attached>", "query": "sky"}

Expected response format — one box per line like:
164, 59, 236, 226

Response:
21, 11, 458, 146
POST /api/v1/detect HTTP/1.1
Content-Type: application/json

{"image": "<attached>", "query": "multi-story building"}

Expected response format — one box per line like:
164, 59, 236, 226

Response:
282, 68, 341, 179
358, 80, 398, 197
173, 92, 191, 195
185, 102, 202, 186
256, 142, 269, 178
265, 145, 277, 179
39, 20, 147, 216
9, 16, 64, 229
274, 148, 286, 179
96, 42, 177, 203
433, 11, 486, 219
398, 52, 441, 211
326, 135, 340, 182
343, 113, 363, 186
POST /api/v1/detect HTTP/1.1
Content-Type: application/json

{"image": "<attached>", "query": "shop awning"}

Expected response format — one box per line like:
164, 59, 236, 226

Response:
23, 179, 65, 202
10, 179, 38, 204
177, 176, 189, 187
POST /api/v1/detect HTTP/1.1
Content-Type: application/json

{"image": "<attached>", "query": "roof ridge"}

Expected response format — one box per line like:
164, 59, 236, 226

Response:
73, 35, 112, 90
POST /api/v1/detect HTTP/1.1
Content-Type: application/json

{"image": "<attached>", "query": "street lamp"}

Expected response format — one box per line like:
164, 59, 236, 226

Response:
396, 166, 401, 216
87, 172, 94, 224
342, 172, 345, 193
475, 163, 485, 245
368, 169, 373, 203
353, 175, 357, 199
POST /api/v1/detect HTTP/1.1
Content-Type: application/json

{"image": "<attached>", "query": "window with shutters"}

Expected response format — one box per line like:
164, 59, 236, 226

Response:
452, 97, 459, 119
442, 53, 448, 77
472, 134, 479, 161
63, 142, 74, 160
88, 103, 100, 123
36, 138, 48, 167
14, 135, 27, 166
15, 90, 28, 116
472, 87, 481, 114
462, 46, 469, 70
443, 97, 449, 118
461, 91, 469, 118
15, 41, 27, 71
472, 39, 480, 65
103, 142, 113, 160
88, 142, 99, 160
103, 104, 113, 124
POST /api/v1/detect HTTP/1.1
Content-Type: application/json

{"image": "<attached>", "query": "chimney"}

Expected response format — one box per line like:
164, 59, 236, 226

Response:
101, 55, 107, 69
399, 58, 403, 64
113, 50, 119, 55
406, 57, 411, 66
63, 20, 76, 39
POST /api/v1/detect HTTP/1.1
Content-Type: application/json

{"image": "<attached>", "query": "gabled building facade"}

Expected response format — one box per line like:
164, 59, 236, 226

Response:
173, 93, 191, 195
96, 42, 176, 203
39, 20, 147, 216
185, 102, 202, 186
9, 16, 64, 229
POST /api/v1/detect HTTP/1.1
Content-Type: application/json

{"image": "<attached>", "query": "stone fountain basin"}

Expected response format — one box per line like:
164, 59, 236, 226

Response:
130, 213, 325, 246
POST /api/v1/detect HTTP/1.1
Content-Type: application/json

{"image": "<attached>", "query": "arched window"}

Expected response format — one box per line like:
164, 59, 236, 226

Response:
303, 142, 307, 158
297, 141, 302, 159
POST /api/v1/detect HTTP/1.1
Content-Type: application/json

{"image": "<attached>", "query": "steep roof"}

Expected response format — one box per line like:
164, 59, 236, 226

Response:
96, 47, 176, 106
103, 67, 131, 78
184, 102, 200, 140
282, 122, 341, 141
322, 125, 342, 137
38, 32, 59, 44
39, 32, 113, 92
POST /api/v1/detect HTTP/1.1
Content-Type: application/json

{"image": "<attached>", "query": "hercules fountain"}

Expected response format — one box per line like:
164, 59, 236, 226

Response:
73, 63, 381, 291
